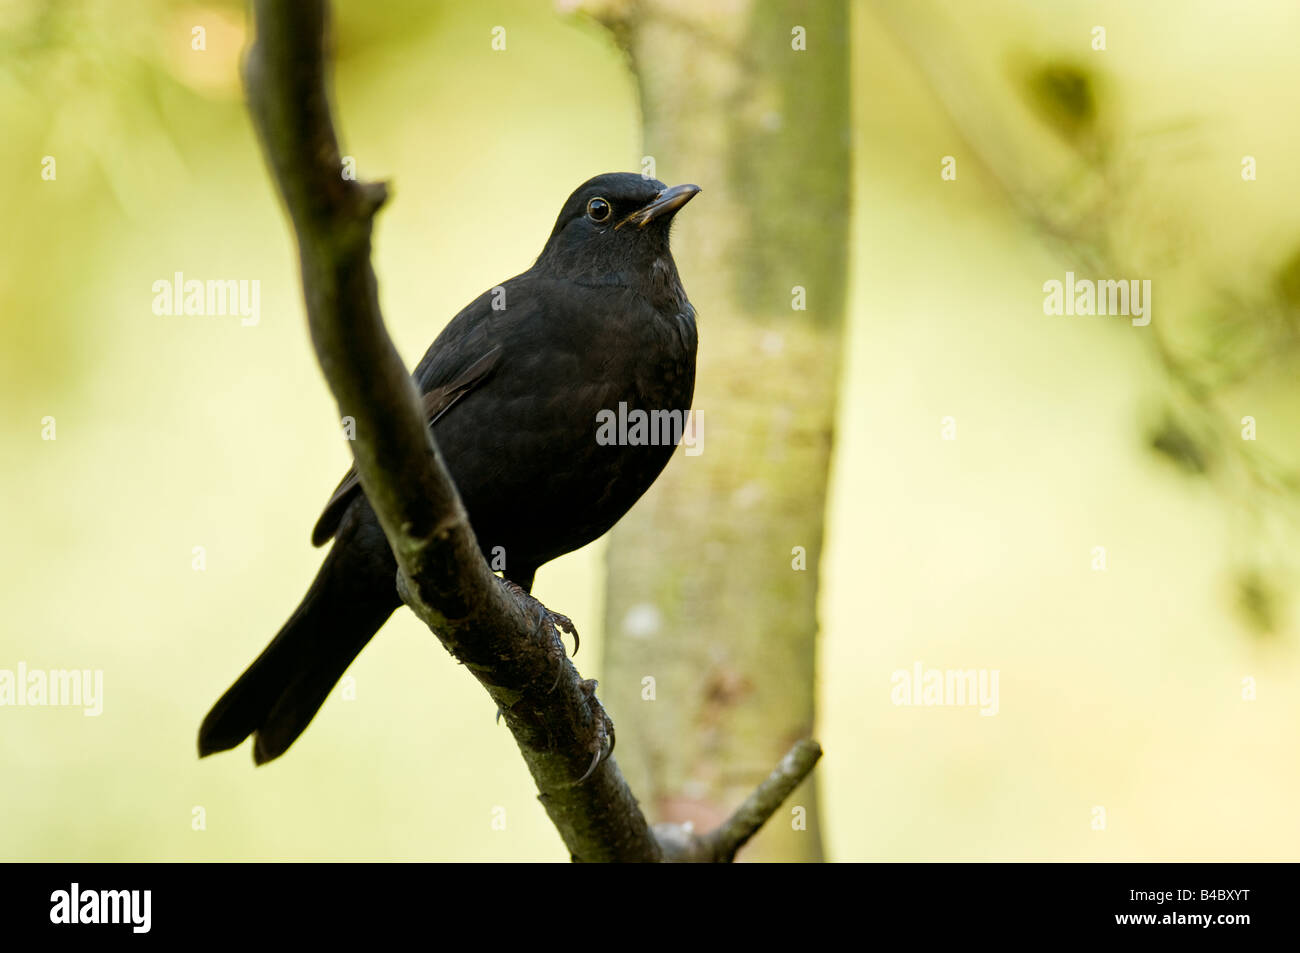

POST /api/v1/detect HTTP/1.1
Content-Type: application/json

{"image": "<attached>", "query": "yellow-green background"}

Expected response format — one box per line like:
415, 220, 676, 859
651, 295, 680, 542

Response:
2, 0, 1298, 860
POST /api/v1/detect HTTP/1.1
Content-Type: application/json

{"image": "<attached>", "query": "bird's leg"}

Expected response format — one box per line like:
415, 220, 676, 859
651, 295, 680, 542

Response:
496, 579, 612, 783
494, 577, 577, 723
500, 578, 580, 656
575, 678, 616, 785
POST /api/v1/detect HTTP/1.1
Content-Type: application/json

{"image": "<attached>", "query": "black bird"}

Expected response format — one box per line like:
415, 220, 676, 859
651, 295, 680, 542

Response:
199, 172, 699, 765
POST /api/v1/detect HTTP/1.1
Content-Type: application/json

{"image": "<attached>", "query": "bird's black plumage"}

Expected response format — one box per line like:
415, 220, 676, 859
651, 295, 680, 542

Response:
199, 173, 699, 764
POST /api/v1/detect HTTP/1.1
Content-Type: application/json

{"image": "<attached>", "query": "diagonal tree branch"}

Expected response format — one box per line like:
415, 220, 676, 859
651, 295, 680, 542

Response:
241, 0, 820, 862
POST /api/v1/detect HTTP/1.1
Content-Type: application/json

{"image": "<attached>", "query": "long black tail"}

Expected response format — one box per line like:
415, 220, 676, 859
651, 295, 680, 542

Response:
198, 510, 400, 765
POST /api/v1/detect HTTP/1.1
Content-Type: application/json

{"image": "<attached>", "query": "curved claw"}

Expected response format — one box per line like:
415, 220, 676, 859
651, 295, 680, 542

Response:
495, 707, 504, 725
576, 747, 603, 784
501, 577, 580, 656
573, 722, 614, 785
549, 612, 579, 657
570, 680, 615, 785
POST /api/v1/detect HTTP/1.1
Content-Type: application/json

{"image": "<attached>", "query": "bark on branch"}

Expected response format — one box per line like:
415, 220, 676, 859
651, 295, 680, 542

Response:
242, 0, 820, 862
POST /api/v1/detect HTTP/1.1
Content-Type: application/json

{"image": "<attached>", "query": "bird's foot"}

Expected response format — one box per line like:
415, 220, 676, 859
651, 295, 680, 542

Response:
574, 678, 616, 785
494, 577, 578, 726
494, 581, 612, 782
501, 578, 580, 656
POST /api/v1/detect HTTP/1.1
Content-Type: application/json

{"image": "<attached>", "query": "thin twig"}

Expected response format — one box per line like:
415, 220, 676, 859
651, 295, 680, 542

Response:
655, 740, 824, 862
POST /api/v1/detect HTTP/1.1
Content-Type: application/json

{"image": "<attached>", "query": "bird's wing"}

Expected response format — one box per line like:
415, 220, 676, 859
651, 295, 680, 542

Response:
310, 344, 503, 546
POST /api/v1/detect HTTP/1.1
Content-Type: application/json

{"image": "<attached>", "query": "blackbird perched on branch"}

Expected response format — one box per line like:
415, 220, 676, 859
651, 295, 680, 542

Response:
198, 172, 699, 765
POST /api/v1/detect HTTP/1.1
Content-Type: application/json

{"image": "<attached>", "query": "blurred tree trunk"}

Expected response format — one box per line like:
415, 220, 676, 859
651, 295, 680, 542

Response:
586, 0, 850, 861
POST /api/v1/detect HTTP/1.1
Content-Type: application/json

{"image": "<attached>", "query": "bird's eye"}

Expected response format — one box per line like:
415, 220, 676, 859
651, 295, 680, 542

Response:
586, 197, 612, 223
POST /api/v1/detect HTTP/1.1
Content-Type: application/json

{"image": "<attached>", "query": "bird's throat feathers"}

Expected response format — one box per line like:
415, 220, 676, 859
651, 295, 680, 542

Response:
532, 233, 688, 314
646, 254, 690, 315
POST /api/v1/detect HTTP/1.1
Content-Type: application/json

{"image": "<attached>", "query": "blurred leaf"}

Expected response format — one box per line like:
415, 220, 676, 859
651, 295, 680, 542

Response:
1022, 62, 1097, 147
1147, 413, 1210, 475
1274, 244, 1300, 310
1235, 569, 1279, 636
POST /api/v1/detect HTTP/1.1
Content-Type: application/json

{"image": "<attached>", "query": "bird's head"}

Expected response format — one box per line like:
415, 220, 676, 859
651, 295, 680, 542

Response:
534, 172, 700, 284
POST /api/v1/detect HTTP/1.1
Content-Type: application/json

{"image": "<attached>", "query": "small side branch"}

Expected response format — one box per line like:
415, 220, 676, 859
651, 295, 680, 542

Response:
656, 740, 824, 862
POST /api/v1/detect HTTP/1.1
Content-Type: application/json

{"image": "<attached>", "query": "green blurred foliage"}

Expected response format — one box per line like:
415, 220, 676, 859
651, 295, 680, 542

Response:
1024, 62, 1097, 144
